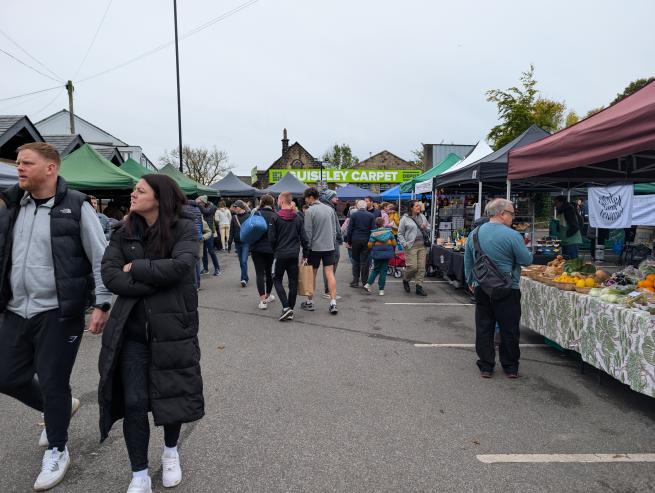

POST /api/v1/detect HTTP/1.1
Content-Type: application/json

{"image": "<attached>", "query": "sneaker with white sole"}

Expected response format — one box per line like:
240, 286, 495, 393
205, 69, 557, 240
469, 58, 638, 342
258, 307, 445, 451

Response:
379, 290, 385, 296
40, 397, 81, 447
162, 450, 182, 488
321, 293, 342, 300
300, 301, 314, 311
279, 307, 294, 321
240, 280, 247, 288
329, 303, 338, 315
127, 475, 152, 493
258, 301, 268, 310
362, 284, 371, 294
33, 447, 70, 491
264, 294, 275, 304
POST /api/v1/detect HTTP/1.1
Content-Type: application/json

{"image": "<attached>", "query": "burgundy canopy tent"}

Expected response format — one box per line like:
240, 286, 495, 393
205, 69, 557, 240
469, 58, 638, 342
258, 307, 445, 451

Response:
508, 80, 655, 186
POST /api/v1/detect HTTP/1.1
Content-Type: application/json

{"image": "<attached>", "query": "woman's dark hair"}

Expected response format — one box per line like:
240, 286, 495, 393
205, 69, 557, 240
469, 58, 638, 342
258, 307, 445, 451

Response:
408, 199, 419, 215
219, 201, 226, 208
259, 194, 275, 208
126, 174, 186, 257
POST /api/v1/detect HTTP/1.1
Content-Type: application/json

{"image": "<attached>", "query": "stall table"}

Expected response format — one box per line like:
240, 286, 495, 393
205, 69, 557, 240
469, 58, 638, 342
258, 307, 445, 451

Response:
429, 245, 466, 287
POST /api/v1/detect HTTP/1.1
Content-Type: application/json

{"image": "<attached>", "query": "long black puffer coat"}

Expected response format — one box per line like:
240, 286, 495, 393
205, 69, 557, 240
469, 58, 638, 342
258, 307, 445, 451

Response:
98, 213, 204, 441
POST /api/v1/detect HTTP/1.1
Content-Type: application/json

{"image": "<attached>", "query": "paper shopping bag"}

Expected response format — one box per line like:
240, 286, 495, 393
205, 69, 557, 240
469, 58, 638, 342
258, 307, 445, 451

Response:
297, 260, 315, 297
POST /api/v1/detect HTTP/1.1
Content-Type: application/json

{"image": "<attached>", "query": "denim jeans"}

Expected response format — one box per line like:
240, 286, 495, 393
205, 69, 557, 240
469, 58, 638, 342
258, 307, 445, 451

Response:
235, 242, 250, 283
203, 236, 220, 272
561, 244, 579, 260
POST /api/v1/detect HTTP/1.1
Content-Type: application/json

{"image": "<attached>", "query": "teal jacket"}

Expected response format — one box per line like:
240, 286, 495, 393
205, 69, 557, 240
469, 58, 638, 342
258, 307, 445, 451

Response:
367, 227, 396, 260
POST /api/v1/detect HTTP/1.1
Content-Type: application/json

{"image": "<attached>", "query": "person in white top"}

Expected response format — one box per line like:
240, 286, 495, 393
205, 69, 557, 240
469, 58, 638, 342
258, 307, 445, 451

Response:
214, 201, 231, 250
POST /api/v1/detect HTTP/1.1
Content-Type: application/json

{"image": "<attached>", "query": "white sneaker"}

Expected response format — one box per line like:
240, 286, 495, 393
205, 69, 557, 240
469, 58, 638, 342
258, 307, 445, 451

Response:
321, 293, 342, 300
127, 475, 152, 493
33, 447, 70, 491
264, 294, 275, 304
362, 284, 372, 294
258, 301, 267, 310
379, 290, 385, 296
162, 450, 182, 488
40, 397, 81, 447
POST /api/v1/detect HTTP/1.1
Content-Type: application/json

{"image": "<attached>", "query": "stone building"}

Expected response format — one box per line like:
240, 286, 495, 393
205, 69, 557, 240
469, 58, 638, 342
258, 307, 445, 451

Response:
350, 150, 422, 193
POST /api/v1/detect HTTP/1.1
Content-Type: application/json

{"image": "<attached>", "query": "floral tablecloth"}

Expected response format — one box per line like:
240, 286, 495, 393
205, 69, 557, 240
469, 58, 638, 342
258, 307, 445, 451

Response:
520, 277, 655, 397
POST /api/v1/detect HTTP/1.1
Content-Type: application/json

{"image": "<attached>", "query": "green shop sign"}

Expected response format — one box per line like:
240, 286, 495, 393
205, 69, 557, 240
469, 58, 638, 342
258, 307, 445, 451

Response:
269, 168, 421, 184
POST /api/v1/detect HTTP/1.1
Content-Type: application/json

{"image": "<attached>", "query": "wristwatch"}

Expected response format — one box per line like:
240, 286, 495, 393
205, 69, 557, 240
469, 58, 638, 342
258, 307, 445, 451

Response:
93, 302, 111, 312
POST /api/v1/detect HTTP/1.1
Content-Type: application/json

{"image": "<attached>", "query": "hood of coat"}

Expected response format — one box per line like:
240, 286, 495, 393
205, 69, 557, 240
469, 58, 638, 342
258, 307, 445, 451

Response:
277, 208, 297, 221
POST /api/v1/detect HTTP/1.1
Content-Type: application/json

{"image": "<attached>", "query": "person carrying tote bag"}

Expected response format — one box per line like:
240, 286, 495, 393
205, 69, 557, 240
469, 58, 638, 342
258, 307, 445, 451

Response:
397, 199, 430, 297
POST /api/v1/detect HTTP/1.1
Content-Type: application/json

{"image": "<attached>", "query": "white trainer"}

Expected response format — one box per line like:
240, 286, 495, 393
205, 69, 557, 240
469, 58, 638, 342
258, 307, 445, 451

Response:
379, 290, 385, 296
162, 450, 182, 488
33, 447, 70, 491
264, 294, 275, 303
258, 301, 267, 310
127, 475, 152, 493
40, 397, 81, 447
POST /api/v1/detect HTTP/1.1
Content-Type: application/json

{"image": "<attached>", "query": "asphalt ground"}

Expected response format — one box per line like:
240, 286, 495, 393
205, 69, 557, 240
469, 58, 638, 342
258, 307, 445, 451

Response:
1, 246, 654, 492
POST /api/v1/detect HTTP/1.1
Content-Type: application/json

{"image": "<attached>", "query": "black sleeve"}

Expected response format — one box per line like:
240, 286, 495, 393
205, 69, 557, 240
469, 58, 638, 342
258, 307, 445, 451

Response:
299, 217, 310, 257
268, 216, 278, 251
101, 231, 158, 297
563, 207, 580, 237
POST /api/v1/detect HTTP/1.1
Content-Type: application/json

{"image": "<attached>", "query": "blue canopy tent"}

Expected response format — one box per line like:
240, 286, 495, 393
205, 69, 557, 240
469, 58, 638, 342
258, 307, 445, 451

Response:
380, 184, 412, 201
336, 184, 379, 201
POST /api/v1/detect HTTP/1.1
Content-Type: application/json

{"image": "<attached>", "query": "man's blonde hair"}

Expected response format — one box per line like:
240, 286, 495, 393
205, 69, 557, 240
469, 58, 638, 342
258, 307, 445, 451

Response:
17, 142, 61, 167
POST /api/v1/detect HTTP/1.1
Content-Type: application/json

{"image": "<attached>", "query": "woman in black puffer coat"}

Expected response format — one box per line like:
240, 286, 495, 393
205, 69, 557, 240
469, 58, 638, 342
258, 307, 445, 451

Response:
98, 174, 204, 492
249, 194, 278, 309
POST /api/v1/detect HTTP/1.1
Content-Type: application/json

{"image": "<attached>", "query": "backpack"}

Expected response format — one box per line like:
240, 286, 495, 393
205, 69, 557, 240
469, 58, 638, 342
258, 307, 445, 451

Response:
239, 209, 268, 244
471, 227, 513, 300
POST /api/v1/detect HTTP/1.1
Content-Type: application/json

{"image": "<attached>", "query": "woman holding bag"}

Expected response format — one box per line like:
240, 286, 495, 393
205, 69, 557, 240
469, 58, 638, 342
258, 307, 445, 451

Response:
98, 174, 204, 493
398, 199, 430, 297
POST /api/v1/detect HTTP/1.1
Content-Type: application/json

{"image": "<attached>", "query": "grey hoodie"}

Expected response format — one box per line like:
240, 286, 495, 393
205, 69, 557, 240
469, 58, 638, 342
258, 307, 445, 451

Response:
304, 201, 337, 252
397, 213, 430, 250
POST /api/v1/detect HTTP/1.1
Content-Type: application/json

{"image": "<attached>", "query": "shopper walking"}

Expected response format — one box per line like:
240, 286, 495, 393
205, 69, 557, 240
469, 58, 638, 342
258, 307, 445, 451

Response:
269, 192, 309, 321
365, 196, 381, 219
228, 200, 251, 287
215, 201, 231, 250
319, 189, 343, 299
363, 217, 396, 296
300, 187, 339, 314
196, 196, 220, 276
347, 200, 375, 288
99, 174, 204, 493
553, 196, 583, 260
250, 194, 277, 309
464, 198, 533, 379
0, 143, 111, 491
398, 199, 430, 296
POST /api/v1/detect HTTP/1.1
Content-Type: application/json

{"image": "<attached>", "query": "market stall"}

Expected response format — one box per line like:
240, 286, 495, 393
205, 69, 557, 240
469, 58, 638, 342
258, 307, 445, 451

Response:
60, 144, 136, 192
158, 164, 219, 198
210, 171, 263, 197
428, 245, 466, 287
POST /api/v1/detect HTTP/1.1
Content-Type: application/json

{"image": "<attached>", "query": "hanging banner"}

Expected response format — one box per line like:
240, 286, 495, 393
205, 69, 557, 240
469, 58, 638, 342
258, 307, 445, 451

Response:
632, 194, 655, 226
588, 185, 634, 229
269, 169, 421, 184
414, 178, 433, 194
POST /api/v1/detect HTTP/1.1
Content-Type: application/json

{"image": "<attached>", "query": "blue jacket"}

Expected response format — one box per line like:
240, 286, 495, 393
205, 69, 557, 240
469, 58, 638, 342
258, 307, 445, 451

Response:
367, 227, 396, 260
347, 209, 375, 243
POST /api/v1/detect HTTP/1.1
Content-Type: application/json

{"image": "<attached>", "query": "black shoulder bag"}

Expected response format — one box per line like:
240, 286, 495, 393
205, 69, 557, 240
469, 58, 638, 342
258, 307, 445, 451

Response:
471, 227, 513, 300
410, 215, 431, 247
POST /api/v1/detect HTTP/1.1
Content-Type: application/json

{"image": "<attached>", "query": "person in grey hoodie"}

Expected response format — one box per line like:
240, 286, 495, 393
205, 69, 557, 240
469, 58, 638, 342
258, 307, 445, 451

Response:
319, 189, 343, 300
300, 187, 338, 315
398, 199, 431, 296
0, 143, 111, 491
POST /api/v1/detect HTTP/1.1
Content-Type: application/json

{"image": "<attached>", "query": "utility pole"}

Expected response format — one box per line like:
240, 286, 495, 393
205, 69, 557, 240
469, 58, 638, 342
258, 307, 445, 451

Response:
173, 0, 183, 172
66, 80, 75, 134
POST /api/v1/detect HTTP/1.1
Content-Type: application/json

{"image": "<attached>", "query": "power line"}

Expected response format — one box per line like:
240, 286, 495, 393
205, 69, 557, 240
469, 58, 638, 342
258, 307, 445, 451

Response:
31, 87, 66, 118
78, 0, 260, 84
0, 85, 62, 102
0, 28, 64, 82
74, 0, 114, 78
0, 47, 64, 83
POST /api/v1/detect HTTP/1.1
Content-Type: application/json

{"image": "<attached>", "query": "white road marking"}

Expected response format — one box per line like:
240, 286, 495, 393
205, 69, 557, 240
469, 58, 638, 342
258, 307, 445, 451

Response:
477, 454, 655, 464
385, 302, 474, 306
414, 343, 548, 348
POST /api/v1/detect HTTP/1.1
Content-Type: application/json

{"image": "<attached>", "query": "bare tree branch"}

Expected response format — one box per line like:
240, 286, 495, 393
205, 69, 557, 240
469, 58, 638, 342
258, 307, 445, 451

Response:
159, 145, 233, 185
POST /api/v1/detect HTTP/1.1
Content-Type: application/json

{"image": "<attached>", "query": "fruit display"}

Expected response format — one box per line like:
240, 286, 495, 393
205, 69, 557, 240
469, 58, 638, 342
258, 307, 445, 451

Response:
544, 256, 565, 277
636, 274, 655, 293
563, 258, 596, 275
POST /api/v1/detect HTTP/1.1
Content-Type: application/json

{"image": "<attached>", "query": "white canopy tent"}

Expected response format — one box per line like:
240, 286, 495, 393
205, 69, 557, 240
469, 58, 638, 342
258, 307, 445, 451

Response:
441, 140, 493, 174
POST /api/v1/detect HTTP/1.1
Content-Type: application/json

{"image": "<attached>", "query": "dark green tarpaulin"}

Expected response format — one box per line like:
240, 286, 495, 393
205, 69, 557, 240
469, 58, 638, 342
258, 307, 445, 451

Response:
158, 164, 219, 198
635, 183, 655, 194
399, 153, 461, 193
120, 158, 152, 179
60, 144, 136, 191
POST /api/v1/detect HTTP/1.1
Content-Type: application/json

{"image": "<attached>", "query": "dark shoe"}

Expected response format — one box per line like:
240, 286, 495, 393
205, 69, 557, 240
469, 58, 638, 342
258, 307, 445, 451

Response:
329, 303, 338, 315
201, 269, 209, 275
362, 284, 372, 294
213, 269, 221, 277
349, 281, 360, 288
415, 285, 427, 296
240, 280, 247, 288
480, 371, 493, 379
300, 301, 315, 311
279, 308, 294, 321
402, 280, 410, 293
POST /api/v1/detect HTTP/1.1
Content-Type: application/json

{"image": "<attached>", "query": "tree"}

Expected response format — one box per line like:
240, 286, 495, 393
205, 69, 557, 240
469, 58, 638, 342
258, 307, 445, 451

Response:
610, 77, 654, 105
584, 106, 604, 119
565, 110, 580, 127
486, 65, 566, 150
322, 143, 359, 169
159, 145, 232, 185
410, 146, 425, 168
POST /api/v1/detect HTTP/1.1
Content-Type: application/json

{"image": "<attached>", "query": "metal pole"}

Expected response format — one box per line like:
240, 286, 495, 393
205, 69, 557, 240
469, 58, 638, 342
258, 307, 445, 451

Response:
173, 0, 183, 172
66, 81, 75, 134
477, 180, 483, 219
506, 179, 512, 200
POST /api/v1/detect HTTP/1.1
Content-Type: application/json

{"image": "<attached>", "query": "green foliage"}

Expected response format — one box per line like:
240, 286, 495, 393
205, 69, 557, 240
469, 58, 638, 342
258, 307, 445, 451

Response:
565, 111, 580, 127
486, 65, 566, 150
584, 106, 604, 119
410, 147, 425, 168
610, 77, 654, 105
322, 143, 359, 169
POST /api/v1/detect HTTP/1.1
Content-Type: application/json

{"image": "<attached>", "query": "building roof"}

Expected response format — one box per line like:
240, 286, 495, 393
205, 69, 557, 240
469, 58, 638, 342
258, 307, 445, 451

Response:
43, 134, 86, 157
37, 109, 128, 146
91, 144, 124, 165
355, 150, 417, 169
0, 115, 44, 160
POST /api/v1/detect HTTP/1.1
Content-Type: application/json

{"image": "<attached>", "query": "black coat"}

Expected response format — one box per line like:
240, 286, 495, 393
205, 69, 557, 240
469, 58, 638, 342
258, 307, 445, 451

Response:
268, 211, 309, 259
347, 209, 376, 243
98, 214, 204, 441
249, 207, 277, 254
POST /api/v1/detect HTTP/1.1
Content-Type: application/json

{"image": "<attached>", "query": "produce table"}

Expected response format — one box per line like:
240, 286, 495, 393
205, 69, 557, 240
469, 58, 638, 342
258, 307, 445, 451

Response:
520, 277, 655, 397
429, 246, 466, 286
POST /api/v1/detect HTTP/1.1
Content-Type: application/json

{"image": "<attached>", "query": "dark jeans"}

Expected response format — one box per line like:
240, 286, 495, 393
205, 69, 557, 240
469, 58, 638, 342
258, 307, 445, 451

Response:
561, 244, 579, 260
202, 236, 220, 271
474, 287, 521, 374
323, 246, 340, 293
367, 259, 389, 289
251, 251, 274, 297
120, 338, 182, 472
235, 243, 250, 283
351, 240, 370, 284
0, 309, 83, 450
273, 257, 299, 310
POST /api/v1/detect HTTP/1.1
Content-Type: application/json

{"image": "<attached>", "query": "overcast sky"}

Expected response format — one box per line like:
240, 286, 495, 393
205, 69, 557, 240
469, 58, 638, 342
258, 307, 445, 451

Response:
2, 0, 654, 175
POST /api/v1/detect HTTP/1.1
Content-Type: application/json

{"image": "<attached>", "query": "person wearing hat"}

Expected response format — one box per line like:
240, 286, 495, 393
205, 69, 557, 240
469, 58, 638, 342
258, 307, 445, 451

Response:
195, 196, 220, 276
319, 189, 343, 299
228, 200, 250, 287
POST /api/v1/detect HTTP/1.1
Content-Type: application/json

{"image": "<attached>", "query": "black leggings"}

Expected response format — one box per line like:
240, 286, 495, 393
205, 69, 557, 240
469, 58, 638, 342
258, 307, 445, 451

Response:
273, 257, 299, 310
121, 338, 182, 472
251, 251, 274, 297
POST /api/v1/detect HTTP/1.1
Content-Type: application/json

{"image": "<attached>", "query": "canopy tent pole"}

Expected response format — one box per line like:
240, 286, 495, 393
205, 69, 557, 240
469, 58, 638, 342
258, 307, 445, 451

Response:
506, 179, 511, 200
430, 189, 436, 244
567, 188, 571, 201
476, 180, 483, 220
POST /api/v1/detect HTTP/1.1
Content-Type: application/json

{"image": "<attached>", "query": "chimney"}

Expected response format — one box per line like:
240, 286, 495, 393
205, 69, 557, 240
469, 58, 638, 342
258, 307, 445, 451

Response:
282, 128, 289, 155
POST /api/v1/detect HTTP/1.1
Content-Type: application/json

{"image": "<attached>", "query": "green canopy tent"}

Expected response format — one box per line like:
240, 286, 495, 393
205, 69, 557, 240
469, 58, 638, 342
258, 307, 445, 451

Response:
399, 153, 461, 193
60, 144, 136, 192
635, 183, 655, 194
120, 158, 152, 179
158, 164, 219, 198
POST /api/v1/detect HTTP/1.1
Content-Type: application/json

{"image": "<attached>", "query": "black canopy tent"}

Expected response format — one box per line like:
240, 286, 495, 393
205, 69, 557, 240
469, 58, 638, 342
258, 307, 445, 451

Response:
210, 171, 263, 197
263, 172, 309, 198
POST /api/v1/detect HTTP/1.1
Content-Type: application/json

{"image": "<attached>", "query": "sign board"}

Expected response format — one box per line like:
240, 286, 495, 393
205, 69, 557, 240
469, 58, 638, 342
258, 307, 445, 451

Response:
415, 178, 433, 194
588, 185, 634, 229
268, 168, 421, 184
